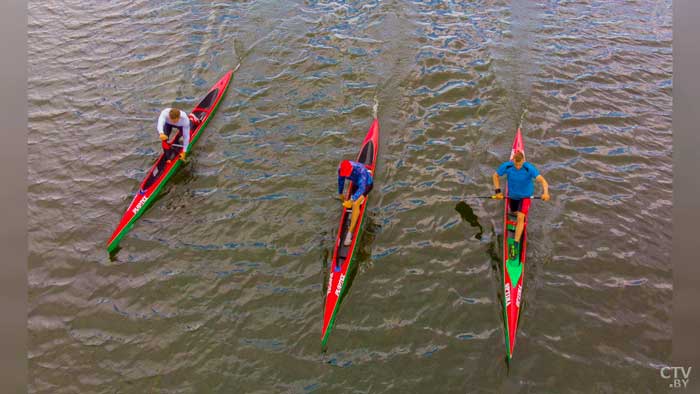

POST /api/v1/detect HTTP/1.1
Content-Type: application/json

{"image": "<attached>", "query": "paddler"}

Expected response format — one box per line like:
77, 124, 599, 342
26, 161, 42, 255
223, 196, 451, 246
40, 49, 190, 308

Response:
337, 159, 374, 246
156, 108, 199, 161
492, 150, 550, 260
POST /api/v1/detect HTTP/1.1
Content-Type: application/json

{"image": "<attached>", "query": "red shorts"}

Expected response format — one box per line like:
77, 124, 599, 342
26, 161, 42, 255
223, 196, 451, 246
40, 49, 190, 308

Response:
508, 198, 531, 215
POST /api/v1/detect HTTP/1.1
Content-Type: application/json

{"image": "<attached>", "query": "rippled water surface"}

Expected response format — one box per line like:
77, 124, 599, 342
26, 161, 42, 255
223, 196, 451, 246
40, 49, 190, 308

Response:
28, 1, 672, 392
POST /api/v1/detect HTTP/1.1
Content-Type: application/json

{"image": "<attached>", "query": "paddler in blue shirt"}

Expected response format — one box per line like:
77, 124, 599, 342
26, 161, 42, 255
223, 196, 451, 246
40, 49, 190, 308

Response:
492, 150, 550, 260
337, 160, 374, 246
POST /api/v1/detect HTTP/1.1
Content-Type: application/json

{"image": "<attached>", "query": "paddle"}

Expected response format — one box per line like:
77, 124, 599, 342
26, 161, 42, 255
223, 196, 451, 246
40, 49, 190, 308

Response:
464, 196, 543, 200
161, 142, 184, 150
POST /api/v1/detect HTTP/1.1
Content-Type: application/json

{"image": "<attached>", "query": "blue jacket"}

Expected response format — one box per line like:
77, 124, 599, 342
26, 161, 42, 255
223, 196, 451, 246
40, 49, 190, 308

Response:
338, 161, 373, 201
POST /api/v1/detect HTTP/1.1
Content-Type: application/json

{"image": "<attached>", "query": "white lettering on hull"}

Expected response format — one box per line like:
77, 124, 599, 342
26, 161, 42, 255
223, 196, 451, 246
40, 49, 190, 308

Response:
335, 274, 345, 297
326, 274, 333, 296
131, 196, 148, 215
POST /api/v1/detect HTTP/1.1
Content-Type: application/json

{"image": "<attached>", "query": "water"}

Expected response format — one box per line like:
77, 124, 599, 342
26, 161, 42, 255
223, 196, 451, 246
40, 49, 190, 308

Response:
28, 0, 672, 392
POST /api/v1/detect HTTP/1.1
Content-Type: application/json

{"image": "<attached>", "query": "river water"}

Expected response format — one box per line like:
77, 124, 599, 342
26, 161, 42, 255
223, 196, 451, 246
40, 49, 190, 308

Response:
28, 1, 672, 393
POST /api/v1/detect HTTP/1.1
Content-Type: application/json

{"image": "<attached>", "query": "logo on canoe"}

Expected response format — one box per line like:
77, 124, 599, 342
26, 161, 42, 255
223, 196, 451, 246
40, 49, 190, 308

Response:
326, 274, 334, 296
335, 274, 345, 297
504, 285, 511, 306
515, 284, 522, 308
132, 196, 148, 215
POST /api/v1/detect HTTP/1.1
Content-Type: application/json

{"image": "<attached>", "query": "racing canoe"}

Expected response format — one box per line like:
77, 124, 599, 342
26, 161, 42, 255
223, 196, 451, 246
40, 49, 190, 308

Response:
107, 69, 235, 253
321, 117, 379, 349
502, 127, 528, 360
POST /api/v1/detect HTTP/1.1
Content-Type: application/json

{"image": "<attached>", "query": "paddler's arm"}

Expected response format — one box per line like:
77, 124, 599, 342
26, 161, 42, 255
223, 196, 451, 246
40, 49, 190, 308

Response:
348, 169, 370, 202
536, 175, 550, 201
337, 175, 345, 200
341, 178, 364, 208
351, 179, 366, 201
492, 172, 504, 199
157, 109, 168, 140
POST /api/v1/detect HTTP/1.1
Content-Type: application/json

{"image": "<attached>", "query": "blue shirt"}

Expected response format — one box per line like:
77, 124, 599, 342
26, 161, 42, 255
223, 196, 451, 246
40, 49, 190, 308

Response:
496, 161, 540, 199
338, 161, 373, 201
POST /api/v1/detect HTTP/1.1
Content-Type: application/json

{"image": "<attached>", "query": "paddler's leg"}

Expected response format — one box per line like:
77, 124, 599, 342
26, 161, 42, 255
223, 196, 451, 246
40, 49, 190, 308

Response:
508, 199, 523, 260
514, 212, 525, 243
189, 113, 201, 127
510, 197, 531, 260
344, 195, 365, 246
343, 180, 372, 246
514, 197, 531, 243
162, 124, 174, 153
165, 127, 183, 162
509, 212, 525, 261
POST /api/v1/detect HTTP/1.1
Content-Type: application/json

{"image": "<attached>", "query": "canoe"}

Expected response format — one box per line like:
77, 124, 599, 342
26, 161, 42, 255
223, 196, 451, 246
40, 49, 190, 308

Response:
321, 117, 379, 348
107, 69, 235, 253
502, 127, 527, 360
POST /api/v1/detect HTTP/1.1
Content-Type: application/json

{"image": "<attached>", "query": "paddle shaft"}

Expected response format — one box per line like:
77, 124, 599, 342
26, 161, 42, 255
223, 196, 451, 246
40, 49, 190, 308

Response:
465, 196, 543, 200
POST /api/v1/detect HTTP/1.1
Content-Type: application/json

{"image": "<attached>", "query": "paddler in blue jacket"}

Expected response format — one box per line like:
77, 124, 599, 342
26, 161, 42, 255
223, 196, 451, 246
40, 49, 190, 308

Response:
337, 160, 374, 246
492, 150, 550, 260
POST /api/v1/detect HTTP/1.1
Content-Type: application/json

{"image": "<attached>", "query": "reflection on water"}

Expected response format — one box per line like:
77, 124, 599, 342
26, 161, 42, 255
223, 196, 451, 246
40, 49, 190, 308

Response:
455, 201, 484, 240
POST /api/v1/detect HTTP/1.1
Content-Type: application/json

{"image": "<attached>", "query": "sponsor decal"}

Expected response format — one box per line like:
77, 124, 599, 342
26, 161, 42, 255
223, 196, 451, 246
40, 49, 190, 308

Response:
326, 274, 333, 296
516, 284, 522, 308
335, 274, 345, 297
132, 196, 148, 215
504, 285, 511, 307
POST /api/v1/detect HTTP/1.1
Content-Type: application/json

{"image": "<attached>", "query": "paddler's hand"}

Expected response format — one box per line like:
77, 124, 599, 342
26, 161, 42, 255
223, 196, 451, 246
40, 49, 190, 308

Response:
159, 133, 168, 141
342, 200, 353, 209
541, 192, 550, 201
492, 193, 504, 200
179, 151, 187, 161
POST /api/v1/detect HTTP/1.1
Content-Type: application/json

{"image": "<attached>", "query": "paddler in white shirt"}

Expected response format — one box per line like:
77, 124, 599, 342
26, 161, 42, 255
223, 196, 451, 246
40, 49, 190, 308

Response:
156, 108, 198, 161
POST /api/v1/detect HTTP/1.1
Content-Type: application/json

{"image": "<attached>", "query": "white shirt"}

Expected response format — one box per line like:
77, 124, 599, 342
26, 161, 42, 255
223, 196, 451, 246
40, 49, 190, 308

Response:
156, 108, 191, 152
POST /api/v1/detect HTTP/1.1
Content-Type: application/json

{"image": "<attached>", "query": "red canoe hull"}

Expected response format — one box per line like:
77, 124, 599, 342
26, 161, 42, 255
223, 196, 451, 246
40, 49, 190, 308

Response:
503, 128, 527, 360
321, 118, 380, 348
107, 70, 234, 253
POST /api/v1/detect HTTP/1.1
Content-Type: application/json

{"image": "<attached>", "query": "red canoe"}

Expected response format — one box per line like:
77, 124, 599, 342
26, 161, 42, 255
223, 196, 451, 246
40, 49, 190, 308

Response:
107, 69, 235, 253
321, 117, 379, 348
502, 127, 528, 360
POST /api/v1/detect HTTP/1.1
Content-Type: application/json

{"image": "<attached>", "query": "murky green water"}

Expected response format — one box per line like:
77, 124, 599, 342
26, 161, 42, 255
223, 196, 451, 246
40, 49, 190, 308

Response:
28, 1, 672, 392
